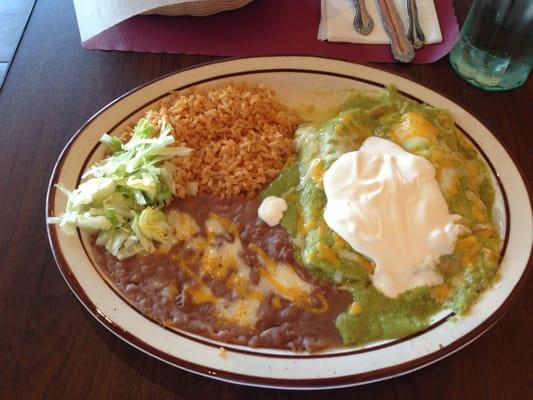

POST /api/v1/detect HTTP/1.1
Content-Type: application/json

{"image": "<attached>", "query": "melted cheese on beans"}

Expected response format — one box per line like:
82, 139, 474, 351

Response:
165, 211, 326, 328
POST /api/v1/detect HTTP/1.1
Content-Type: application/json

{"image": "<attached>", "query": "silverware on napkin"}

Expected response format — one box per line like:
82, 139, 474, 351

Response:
353, 0, 374, 35
407, 0, 425, 49
376, 0, 415, 63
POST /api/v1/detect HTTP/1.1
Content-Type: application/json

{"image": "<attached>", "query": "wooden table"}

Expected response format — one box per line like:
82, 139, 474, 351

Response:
1, 0, 531, 398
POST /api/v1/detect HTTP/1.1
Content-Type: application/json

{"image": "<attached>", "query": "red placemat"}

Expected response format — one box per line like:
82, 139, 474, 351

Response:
83, 0, 459, 64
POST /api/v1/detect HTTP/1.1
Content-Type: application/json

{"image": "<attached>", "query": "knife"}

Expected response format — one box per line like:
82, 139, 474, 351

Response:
375, 0, 415, 63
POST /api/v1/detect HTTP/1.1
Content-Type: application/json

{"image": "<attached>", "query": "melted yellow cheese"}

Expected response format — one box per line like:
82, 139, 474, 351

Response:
250, 244, 328, 314
316, 242, 340, 266
430, 283, 450, 302
186, 284, 218, 304
271, 296, 282, 309
167, 211, 327, 327
332, 234, 348, 250
218, 298, 261, 328
283, 191, 299, 202
201, 244, 237, 280
348, 302, 362, 316
310, 158, 324, 185
455, 235, 482, 266
390, 112, 440, 144
167, 210, 200, 241
226, 273, 265, 302
205, 213, 239, 237
357, 255, 375, 275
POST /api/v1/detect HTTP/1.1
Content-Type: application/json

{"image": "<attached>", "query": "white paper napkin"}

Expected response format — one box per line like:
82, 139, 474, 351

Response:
318, 0, 442, 45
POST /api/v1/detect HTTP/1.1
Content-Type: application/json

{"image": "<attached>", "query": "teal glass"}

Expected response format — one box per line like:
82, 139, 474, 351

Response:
449, 0, 533, 91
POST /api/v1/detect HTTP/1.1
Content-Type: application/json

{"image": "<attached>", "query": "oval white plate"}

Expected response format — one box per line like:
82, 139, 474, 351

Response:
46, 57, 532, 390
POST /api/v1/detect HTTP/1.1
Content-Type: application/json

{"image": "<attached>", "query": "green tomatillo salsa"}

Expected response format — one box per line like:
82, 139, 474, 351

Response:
261, 86, 501, 345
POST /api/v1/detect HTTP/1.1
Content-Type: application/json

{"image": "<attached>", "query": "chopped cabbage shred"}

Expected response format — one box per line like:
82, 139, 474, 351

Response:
47, 119, 192, 259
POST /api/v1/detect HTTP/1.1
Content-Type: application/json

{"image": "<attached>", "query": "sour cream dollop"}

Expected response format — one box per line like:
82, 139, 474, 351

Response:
323, 137, 464, 298
258, 196, 288, 227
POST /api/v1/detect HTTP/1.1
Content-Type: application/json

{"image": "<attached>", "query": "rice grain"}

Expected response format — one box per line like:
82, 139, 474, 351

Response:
123, 84, 298, 198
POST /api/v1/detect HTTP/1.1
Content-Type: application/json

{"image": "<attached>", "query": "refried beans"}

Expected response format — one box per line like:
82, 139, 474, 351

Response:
93, 195, 352, 352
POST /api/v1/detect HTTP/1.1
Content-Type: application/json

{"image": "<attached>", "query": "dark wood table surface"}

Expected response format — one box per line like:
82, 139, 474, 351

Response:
1, 0, 531, 398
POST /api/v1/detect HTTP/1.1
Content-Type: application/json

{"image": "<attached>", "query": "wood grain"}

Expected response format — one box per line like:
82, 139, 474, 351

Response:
0, 0, 531, 398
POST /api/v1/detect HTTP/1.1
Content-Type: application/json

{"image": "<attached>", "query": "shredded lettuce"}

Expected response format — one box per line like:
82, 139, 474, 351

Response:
47, 118, 192, 259
138, 207, 170, 243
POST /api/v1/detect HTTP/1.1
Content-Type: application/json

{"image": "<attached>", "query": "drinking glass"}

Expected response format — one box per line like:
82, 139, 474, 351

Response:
449, 0, 533, 91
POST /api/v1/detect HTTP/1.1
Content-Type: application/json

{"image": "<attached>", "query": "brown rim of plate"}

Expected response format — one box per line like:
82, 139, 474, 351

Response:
45, 57, 533, 389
